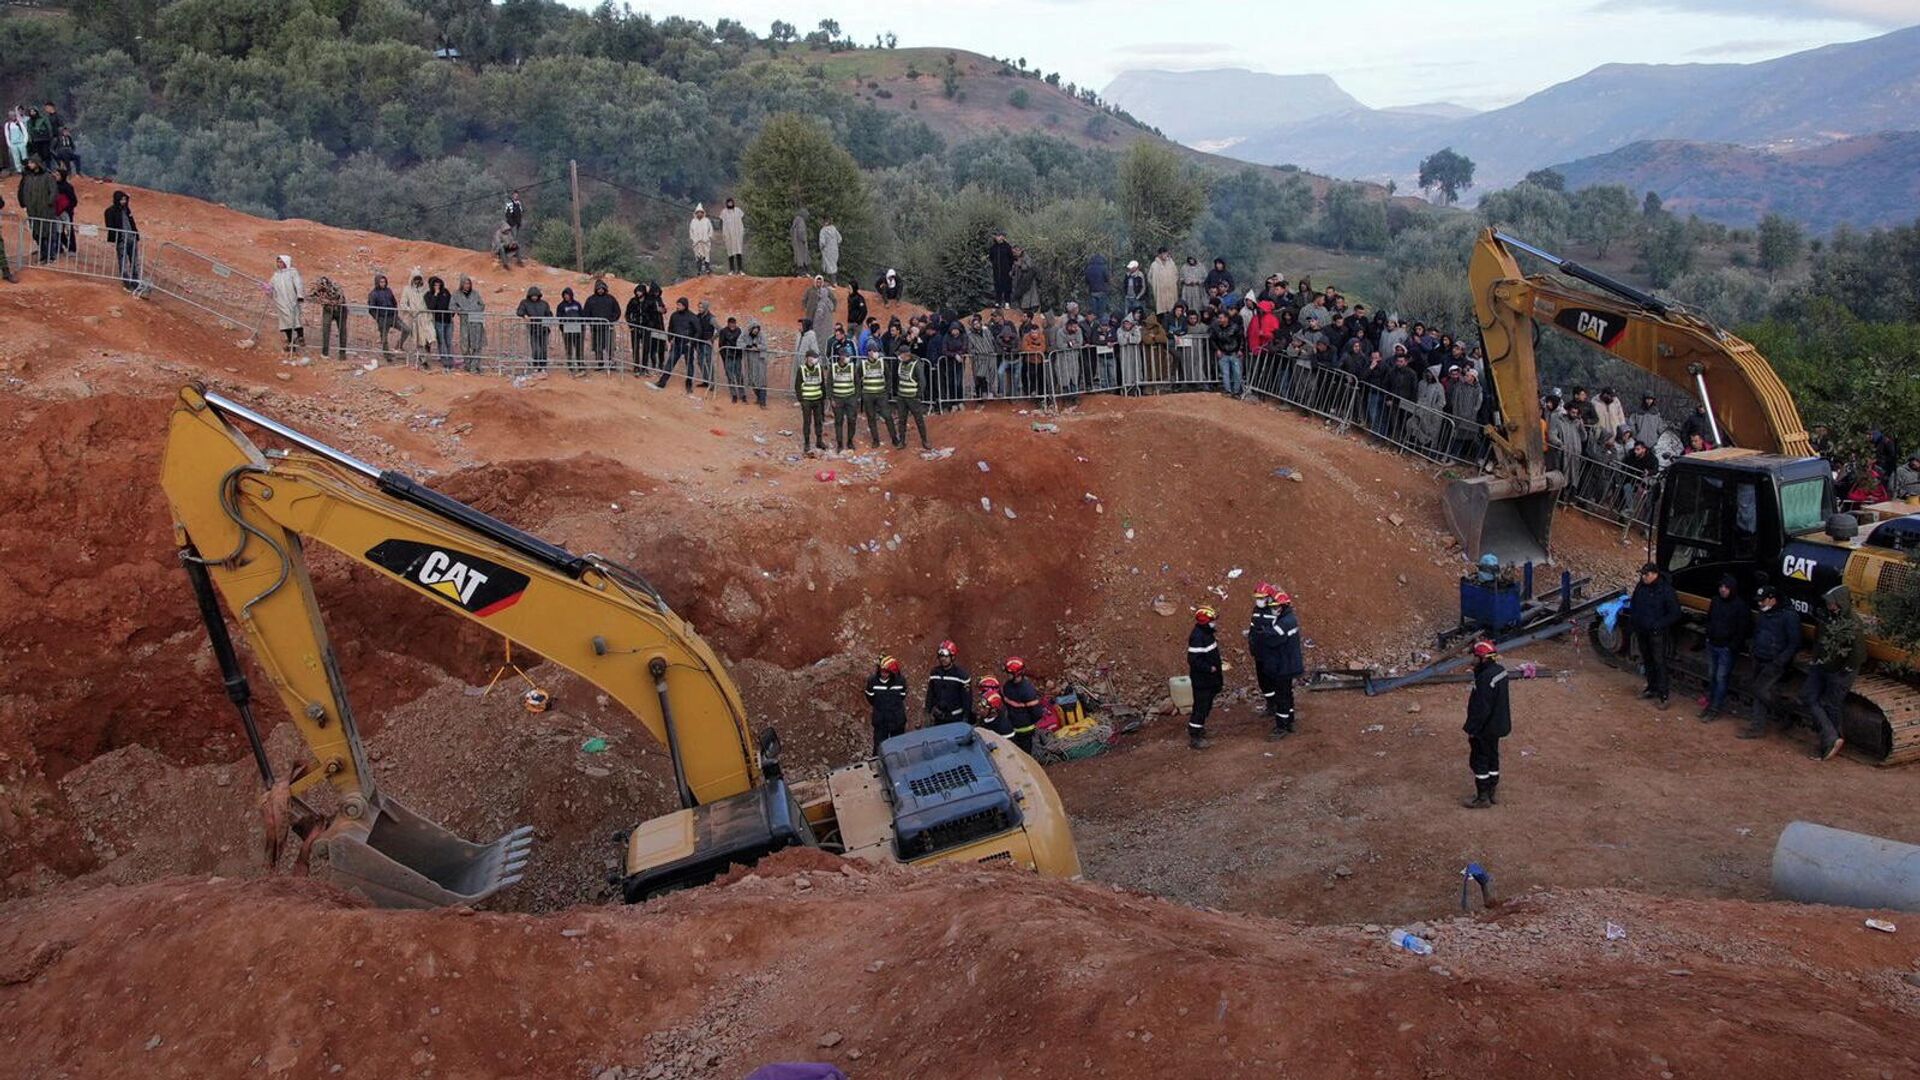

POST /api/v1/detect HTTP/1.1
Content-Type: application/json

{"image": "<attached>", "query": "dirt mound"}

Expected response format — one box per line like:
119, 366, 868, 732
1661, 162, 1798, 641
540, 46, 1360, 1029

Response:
2, 858, 1914, 1078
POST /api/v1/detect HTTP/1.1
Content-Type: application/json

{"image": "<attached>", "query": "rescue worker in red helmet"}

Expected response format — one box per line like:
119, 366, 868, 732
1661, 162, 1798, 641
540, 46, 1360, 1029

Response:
1186, 606, 1223, 749
975, 676, 1006, 733
1246, 584, 1287, 737
865, 654, 909, 753
1000, 657, 1043, 754
1267, 589, 1305, 737
1461, 640, 1512, 808
924, 639, 973, 728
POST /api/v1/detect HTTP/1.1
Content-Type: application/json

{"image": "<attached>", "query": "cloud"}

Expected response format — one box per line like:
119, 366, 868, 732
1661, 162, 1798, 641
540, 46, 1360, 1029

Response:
1590, 0, 1920, 26
1686, 36, 1821, 54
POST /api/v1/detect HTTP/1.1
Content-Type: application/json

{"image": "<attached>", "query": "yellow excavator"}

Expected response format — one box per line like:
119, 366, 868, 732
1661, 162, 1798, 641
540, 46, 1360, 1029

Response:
1456, 229, 1920, 763
161, 384, 1079, 908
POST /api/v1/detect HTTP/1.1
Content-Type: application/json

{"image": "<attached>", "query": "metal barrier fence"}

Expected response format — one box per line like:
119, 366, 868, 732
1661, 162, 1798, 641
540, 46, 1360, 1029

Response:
1557, 449, 1658, 533
14, 214, 270, 332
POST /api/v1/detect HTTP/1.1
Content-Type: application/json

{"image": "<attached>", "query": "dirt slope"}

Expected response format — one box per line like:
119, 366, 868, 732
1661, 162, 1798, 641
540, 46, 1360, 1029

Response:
2, 857, 1916, 1079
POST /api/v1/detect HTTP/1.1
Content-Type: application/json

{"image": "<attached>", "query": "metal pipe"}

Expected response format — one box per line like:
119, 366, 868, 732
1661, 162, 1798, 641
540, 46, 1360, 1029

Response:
202, 389, 382, 480
650, 657, 698, 809
1771, 821, 1920, 912
1691, 366, 1726, 447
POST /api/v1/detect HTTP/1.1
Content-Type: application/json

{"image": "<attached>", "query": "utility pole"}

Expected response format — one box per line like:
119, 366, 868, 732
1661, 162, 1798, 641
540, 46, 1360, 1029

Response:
568, 159, 585, 273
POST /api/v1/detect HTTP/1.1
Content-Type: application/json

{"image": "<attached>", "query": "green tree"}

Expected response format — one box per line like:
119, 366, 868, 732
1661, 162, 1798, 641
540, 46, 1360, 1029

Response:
1642, 190, 1664, 218
1417, 147, 1475, 206
1756, 212, 1805, 280
1569, 185, 1636, 257
582, 219, 642, 277
1007, 87, 1030, 109
1478, 183, 1573, 250
1117, 141, 1205, 255
737, 113, 875, 277
1521, 168, 1565, 192
1633, 215, 1694, 288
529, 219, 576, 268
1317, 183, 1388, 253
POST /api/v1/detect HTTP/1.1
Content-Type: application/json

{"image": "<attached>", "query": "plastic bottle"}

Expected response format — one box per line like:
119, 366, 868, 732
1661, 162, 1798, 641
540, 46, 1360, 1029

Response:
1389, 928, 1434, 956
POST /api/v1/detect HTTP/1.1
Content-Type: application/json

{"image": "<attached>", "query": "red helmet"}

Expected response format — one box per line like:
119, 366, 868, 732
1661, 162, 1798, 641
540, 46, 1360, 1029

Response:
1003, 656, 1025, 675
979, 675, 1002, 692
1472, 640, 1498, 659
1272, 591, 1293, 606
1253, 582, 1278, 599
1195, 605, 1216, 625
880, 655, 902, 674
984, 692, 1004, 709
937, 639, 958, 658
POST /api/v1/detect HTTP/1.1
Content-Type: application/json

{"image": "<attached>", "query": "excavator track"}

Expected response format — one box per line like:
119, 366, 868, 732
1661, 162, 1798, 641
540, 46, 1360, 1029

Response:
1587, 616, 1920, 766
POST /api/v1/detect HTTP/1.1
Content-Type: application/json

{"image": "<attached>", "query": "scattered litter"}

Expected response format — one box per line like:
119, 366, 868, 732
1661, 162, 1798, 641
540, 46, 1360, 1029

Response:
581, 737, 609, 754
922, 447, 954, 460
1124, 528, 1135, 541
815, 470, 836, 482
1734, 827, 1752, 837
977, 460, 991, 473
1227, 568, 1244, 579
1031, 422, 1059, 433
1388, 929, 1433, 956
1003, 507, 1018, 519
1272, 467, 1294, 479
609, 502, 621, 512
980, 496, 993, 512
1388, 513, 1406, 527
1604, 922, 1627, 941
1362, 724, 1384, 734
1864, 918, 1897, 934
751, 435, 768, 445
708, 427, 727, 437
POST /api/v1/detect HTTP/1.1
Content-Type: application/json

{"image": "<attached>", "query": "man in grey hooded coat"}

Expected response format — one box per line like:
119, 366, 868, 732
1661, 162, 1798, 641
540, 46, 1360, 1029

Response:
790, 209, 811, 271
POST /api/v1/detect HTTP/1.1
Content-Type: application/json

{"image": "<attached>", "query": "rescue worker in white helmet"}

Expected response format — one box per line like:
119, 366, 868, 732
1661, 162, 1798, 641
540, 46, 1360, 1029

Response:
924, 639, 973, 727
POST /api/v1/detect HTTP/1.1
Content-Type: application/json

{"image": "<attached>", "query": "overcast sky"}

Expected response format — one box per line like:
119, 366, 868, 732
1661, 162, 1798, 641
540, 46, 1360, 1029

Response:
583, 0, 1919, 109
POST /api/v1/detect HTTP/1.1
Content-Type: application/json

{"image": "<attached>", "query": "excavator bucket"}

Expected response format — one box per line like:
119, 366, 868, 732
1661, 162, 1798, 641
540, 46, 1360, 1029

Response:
1444, 473, 1563, 565
320, 793, 534, 909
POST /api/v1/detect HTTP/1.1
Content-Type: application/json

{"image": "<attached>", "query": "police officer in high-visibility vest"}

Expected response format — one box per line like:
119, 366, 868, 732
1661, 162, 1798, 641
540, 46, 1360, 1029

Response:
858, 351, 889, 448
828, 352, 859, 453
793, 350, 827, 456
891, 350, 933, 451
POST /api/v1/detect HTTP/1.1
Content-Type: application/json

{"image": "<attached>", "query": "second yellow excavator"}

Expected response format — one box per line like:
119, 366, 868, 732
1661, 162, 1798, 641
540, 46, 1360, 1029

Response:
161, 384, 1079, 908
1458, 229, 1920, 763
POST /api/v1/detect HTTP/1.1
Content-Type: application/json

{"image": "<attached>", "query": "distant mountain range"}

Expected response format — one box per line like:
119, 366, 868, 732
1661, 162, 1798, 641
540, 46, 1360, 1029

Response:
1551, 131, 1920, 232
1099, 69, 1368, 149
1104, 25, 1920, 205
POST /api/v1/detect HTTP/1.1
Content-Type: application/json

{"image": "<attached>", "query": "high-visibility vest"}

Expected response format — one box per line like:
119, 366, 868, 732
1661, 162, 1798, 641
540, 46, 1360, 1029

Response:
860, 357, 886, 395
798, 363, 825, 401
829, 360, 858, 398
895, 358, 920, 399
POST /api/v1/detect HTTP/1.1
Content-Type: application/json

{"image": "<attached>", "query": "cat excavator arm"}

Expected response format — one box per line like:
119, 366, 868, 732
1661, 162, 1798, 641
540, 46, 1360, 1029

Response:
1450, 228, 1815, 560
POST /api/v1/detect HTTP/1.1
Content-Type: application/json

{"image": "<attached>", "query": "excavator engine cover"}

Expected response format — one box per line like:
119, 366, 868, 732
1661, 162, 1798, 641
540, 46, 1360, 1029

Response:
1445, 472, 1565, 565
619, 780, 814, 903
879, 724, 1021, 862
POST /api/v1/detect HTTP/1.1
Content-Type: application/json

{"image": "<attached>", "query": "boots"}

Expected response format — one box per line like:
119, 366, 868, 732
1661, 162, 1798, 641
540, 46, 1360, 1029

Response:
1188, 734, 1210, 750
1461, 778, 1491, 809
1487, 776, 1499, 805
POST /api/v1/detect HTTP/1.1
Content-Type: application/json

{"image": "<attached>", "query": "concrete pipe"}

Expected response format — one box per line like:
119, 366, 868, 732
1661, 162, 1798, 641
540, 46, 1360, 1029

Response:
1770, 821, 1920, 912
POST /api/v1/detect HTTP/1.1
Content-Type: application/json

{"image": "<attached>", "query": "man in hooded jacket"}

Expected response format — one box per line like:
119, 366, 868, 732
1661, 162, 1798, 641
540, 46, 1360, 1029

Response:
582, 279, 622, 370
720, 197, 746, 274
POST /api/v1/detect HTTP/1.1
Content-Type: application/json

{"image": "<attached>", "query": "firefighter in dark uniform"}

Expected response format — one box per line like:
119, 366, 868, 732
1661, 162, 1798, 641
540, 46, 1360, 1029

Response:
924, 639, 973, 727
1804, 585, 1865, 761
976, 676, 1006, 733
1186, 606, 1222, 749
864, 654, 909, 754
891, 350, 933, 450
794, 350, 827, 455
1001, 657, 1043, 755
1461, 640, 1512, 808
828, 352, 859, 453
1269, 589, 1305, 735
857, 351, 889, 448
